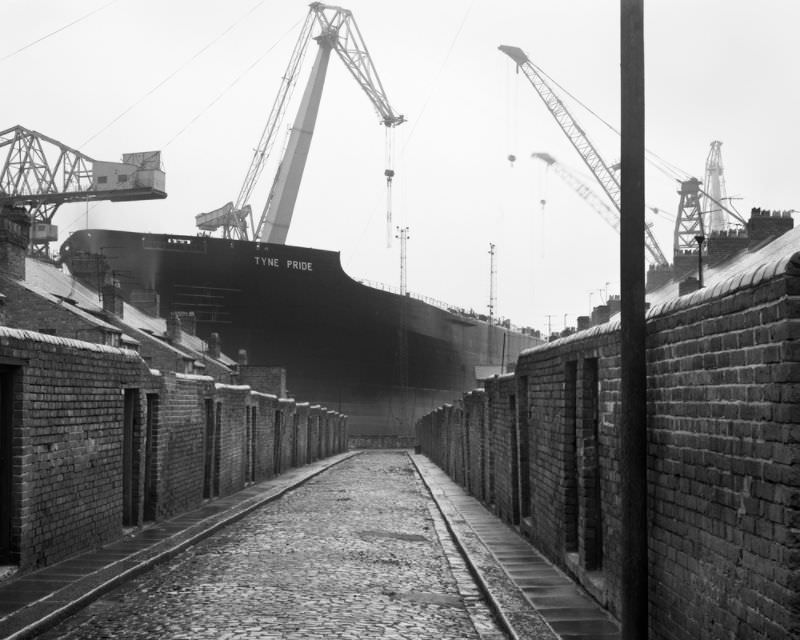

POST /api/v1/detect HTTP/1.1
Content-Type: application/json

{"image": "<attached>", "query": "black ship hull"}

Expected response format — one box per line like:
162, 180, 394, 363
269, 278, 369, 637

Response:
61, 230, 539, 435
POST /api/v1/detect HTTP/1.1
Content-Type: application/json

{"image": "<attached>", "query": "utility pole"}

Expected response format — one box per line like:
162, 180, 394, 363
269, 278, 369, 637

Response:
620, 0, 648, 638
488, 243, 497, 325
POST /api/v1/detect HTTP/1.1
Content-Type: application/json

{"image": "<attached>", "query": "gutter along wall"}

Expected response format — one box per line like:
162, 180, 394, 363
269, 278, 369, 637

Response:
415, 251, 800, 640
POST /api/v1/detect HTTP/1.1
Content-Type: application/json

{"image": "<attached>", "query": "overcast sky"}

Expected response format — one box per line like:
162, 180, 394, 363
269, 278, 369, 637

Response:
3, 0, 798, 333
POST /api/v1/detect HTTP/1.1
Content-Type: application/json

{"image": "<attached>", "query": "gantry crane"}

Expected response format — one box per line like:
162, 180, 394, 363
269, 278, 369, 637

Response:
0, 124, 166, 257
499, 45, 669, 267
197, 2, 404, 243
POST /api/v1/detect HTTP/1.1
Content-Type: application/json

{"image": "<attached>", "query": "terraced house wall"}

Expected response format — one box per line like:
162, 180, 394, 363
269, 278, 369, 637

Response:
0, 330, 152, 570
416, 251, 800, 640
1, 327, 349, 575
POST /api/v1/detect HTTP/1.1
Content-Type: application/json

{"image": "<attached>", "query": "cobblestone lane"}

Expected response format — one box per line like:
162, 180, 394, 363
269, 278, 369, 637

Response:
37, 452, 505, 639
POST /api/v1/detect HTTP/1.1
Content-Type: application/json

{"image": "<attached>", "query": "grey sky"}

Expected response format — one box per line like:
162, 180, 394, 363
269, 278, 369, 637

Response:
3, 0, 797, 333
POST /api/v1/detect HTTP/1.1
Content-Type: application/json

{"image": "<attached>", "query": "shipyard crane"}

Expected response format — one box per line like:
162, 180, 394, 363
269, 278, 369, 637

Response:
0, 124, 166, 257
532, 152, 668, 248
197, 2, 404, 243
499, 45, 669, 267
673, 142, 746, 257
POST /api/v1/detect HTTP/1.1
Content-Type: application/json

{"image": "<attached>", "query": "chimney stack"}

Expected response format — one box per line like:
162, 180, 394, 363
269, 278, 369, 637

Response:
101, 274, 124, 318
748, 208, 794, 249
0, 206, 31, 280
208, 332, 221, 359
166, 312, 182, 343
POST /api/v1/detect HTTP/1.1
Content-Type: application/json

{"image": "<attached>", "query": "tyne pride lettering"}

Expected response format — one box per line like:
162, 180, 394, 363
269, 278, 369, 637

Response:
253, 256, 313, 272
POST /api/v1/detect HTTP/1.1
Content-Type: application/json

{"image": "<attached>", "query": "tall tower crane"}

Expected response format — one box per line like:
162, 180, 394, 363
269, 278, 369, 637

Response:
197, 2, 404, 243
0, 125, 166, 257
702, 140, 727, 233
499, 45, 668, 267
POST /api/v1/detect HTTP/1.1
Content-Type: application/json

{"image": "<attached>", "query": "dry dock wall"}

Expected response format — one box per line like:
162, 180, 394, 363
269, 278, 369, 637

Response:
416, 252, 800, 640
0, 329, 348, 573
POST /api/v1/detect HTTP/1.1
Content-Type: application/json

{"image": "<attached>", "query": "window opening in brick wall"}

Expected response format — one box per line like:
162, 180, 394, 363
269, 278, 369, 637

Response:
509, 393, 520, 524
517, 376, 531, 522
564, 361, 578, 552
122, 388, 140, 527
273, 410, 282, 475
143, 394, 158, 521
0, 366, 19, 563
581, 357, 602, 570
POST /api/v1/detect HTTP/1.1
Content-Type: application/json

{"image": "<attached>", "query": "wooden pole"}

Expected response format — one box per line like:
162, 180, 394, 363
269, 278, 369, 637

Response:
620, 0, 648, 638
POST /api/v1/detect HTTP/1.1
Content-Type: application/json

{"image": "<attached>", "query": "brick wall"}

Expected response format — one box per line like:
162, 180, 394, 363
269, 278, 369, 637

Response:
416, 251, 800, 639
2, 325, 348, 574
485, 375, 519, 525
1, 277, 119, 346
0, 329, 151, 569
152, 372, 213, 519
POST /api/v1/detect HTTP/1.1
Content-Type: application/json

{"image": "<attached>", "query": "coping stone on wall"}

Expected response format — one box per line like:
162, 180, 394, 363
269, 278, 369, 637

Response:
0, 325, 141, 359
176, 373, 214, 383
214, 383, 250, 392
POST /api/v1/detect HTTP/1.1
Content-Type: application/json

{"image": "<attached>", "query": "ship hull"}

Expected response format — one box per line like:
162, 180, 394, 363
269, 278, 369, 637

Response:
61, 230, 539, 435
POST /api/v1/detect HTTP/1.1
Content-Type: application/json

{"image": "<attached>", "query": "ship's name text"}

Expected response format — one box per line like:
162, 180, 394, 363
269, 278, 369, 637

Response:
254, 256, 313, 271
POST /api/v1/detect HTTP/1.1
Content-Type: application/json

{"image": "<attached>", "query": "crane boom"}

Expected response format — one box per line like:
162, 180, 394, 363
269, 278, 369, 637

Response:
500, 45, 668, 267
202, 3, 404, 243
256, 3, 404, 244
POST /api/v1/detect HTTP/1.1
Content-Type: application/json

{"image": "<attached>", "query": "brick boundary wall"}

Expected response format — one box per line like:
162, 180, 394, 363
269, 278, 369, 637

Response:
1, 327, 349, 574
416, 251, 800, 640
0, 329, 152, 569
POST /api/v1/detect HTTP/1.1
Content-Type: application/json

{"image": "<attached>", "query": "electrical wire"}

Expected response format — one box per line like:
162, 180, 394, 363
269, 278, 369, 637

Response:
162, 18, 302, 149
0, 0, 121, 64
400, 0, 474, 152
532, 60, 692, 183
80, 0, 270, 147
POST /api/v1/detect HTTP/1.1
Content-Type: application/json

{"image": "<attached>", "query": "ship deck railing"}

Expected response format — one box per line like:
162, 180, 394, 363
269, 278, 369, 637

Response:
356, 278, 536, 336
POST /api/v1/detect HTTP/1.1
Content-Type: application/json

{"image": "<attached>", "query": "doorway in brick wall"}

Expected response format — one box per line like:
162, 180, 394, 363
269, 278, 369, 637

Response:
122, 388, 140, 527
142, 394, 158, 521
0, 366, 19, 564
291, 413, 299, 468
273, 410, 282, 475
203, 400, 221, 499
509, 394, 520, 525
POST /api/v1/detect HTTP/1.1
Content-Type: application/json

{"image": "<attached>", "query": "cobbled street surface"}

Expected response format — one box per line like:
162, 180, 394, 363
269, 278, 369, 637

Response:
37, 451, 503, 639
